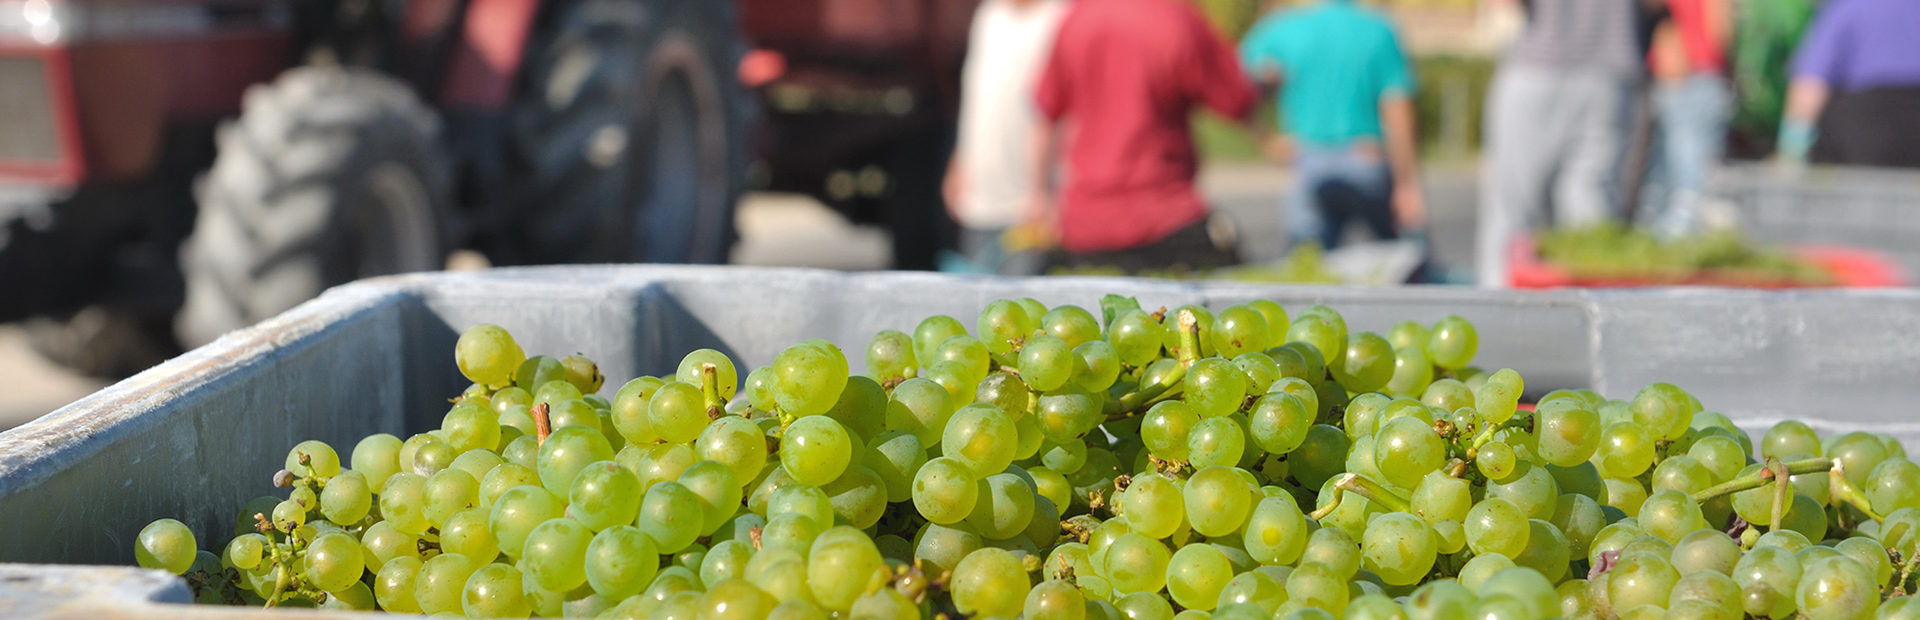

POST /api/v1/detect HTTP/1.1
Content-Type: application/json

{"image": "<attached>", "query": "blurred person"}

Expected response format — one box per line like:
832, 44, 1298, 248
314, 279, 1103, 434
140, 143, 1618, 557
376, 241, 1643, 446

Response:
1778, 0, 1920, 169
1023, 0, 1258, 274
1645, 0, 1733, 237
1238, 0, 1427, 251
942, 0, 1067, 275
1728, 0, 1815, 156
1477, 0, 1650, 288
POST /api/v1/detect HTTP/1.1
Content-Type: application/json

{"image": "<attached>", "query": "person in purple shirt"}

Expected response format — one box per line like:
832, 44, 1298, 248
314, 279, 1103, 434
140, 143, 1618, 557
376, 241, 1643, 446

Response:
1779, 0, 1920, 168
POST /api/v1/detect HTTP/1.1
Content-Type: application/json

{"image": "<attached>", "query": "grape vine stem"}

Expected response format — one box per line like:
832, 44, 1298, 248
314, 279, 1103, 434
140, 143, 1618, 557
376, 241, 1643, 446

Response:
1690, 457, 1831, 503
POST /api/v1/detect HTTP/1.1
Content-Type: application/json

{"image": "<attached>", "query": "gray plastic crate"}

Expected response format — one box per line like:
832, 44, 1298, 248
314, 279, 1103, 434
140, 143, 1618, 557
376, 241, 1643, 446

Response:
4, 266, 1920, 613
1711, 163, 1920, 278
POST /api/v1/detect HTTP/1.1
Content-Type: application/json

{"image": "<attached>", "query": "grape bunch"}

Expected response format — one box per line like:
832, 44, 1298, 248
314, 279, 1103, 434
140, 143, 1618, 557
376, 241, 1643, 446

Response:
132, 295, 1920, 619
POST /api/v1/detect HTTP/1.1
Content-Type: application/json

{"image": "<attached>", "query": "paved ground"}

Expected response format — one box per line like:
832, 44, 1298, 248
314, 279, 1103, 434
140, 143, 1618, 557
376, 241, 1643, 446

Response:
0, 160, 1482, 432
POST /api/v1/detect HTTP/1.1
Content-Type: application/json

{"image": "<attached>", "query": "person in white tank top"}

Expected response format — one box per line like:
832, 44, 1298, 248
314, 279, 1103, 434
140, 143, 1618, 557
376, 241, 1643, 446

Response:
943, 0, 1067, 274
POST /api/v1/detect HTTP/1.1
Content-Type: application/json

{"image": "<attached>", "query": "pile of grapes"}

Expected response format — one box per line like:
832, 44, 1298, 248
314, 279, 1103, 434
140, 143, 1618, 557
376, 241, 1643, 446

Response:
1536, 224, 1834, 286
129, 295, 1920, 619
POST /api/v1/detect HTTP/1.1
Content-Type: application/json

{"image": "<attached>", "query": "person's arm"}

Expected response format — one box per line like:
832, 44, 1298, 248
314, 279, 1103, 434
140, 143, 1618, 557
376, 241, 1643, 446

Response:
1381, 95, 1425, 232
1778, 78, 1828, 162
1187, 8, 1258, 123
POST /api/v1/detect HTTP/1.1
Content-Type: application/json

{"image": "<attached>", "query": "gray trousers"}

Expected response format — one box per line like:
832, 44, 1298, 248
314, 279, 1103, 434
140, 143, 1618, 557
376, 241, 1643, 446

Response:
1478, 65, 1637, 287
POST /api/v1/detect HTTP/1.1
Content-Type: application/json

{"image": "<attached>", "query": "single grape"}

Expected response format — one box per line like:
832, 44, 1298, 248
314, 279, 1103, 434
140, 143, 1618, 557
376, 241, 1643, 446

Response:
413, 552, 479, 615
1427, 316, 1478, 370
489, 484, 564, 559
456, 324, 524, 387
782, 415, 854, 486
461, 562, 531, 618
943, 403, 1018, 476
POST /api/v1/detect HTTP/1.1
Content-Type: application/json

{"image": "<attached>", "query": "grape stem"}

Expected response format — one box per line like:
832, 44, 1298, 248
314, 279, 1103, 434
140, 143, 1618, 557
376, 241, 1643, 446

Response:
1309, 473, 1411, 521
1176, 309, 1201, 368
1690, 457, 1832, 503
1769, 459, 1791, 532
531, 402, 552, 445
1467, 414, 1531, 453
1829, 461, 1886, 523
263, 565, 289, 608
699, 363, 725, 420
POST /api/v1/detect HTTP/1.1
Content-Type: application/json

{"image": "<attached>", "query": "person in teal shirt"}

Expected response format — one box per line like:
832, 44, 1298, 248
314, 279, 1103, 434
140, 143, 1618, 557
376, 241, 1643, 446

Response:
1239, 0, 1425, 250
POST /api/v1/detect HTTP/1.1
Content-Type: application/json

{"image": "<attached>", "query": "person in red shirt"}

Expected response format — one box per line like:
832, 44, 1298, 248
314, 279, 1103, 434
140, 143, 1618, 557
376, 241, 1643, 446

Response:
1021, 0, 1258, 273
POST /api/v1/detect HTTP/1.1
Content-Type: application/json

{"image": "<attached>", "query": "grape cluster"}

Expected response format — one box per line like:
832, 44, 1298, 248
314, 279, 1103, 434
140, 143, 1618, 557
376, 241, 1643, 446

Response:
132, 295, 1920, 619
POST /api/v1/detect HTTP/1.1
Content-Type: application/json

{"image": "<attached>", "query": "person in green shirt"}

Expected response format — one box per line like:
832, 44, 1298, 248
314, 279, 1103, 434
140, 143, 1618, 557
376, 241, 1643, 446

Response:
1239, 0, 1426, 251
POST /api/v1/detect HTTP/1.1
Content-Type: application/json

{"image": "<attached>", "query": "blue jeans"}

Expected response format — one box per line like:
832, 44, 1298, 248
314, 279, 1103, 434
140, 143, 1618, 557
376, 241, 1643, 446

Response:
1288, 145, 1395, 250
1647, 74, 1732, 238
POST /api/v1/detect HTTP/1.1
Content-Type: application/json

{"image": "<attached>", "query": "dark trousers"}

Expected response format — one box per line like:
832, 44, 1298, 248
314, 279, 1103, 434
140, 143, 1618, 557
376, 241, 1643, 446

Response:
1814, 86, 1920, 169
1047, 215, 1240, 275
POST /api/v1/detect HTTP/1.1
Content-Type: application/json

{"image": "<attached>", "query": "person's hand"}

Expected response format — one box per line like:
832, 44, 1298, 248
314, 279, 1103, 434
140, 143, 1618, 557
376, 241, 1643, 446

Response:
1392, 183, 1427, 233
1003, 191, 1058, 252
1262, 134, 1294, 163
942, 163, 966, 220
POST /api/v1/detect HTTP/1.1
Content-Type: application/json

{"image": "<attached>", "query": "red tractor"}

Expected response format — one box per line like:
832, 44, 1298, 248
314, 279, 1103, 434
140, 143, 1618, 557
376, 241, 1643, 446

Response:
0, 0, 751, 376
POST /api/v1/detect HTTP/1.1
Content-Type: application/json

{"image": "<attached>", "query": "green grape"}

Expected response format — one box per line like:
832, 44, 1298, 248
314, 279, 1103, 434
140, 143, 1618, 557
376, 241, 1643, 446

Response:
633, 442, 696, 491
1334, 332, 1394, 394
516, 356, 565, 393
699, 578, 777, 620
448, 449, 503, 482
1163, 304, 1218, 359
413, 552, 479, 615
825, 375, 889, 443
913, 457, 980, 525
1299, 526, 1360, 580
943, 403, 1018, 476
915, 521, 985, 577
646, 381, 707, 444
1551, 493, 1606, 559
564, 461, 639, 532
676, 348, 739, 400
1734, 545, 1804, 617
950, 547, 1030, 617
1426, 316, 1478, 370
695, 416, 768, 484
1630, 383, 1698, 442
1473, 368, 1522, 424
1247, 393, 1312, 456
1025, 578, 1088, 620
1762, 420, 1823, 460
1465, 497, 1530, 558
1036, 385, 1104, 443
1186, 358, 1249, 418
862, 431, 925, 504
1285, 561, 1348, 615
461, 562, 530, 618
925, 360, 976, 405
1184, 466, 1253, 538
1020, 334, 1075, 392
821, 463, 888, 529
1476, 440, 1517, 480
561, 354, 604, 394
676, 460, 743, 536
1835, 536, 1894, 587
1073, 340, 1123, 392
781, 415, 853, 486
976, 301, 1032, 355
1188, 415, 1246, 469
1686, 435, 1745, 483
134, 518, 196, 575
1831, 431, 1892, 490
1360, 512, 1438, 586
531, 378, 583, 405
773, 342, 850, 416
885, 377, 954, 446
1286, 315, 1344, 368
769, 484, 835, 526
521, 517, 592, 593
966, 472, 1038, 540
806, 526, 886, 611
1167, 543, 1234, 610
1420, 378, 1473, 414
1211, 304, 1270, 359
352, 434, 403, 493
1411, 471, 1473, 523
379, 472, 430, 534
411, 437, 457, 475
1216, 570, 1286, 614
535, 424, 614, 497
1290, 424, 1349, 489
1608, 551, 1681, 613
1535, 399, 1602, 467
1650, 455, 1714, 496
1107, 533, 1174, 594
865, 329, 918, 382
440, 507, 499, 562
500, 434, 538, 469
456, 324, 524, 386
1386, 320, 1429, 350
1108, 309, 1168, 367
224, 532, 267, 572
1594, 421, 1655, 479
1142, 401, 1200, 461
1121, 473, 1185, 539
1246, 299, 1290, 348
1042, 304, 1102, 348
1373, 416, 1446, 489
935, 335, 993, 385
489, 485, 564, 559
285, 439, 341, 479
422, 468, 479, 529
1486, 461, 1560, 520
374, 556, 424, 613
1432, 519, 1468, 555
318, 469, 372, 525
1385, 345, 1435, 397
1511, 519, 1572, 582
442, 402, 501, 454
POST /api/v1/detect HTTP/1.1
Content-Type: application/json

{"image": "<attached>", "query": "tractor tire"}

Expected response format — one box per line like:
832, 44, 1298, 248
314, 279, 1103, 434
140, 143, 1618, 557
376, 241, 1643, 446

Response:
24, 307, 179, 379
507, 0, 747, 264
175, 67, 449, 347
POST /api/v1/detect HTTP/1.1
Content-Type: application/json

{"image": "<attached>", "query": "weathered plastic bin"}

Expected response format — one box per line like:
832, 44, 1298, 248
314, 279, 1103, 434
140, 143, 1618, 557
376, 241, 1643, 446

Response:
6, 265, 1920, 613
1711, 163, 1920, 279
